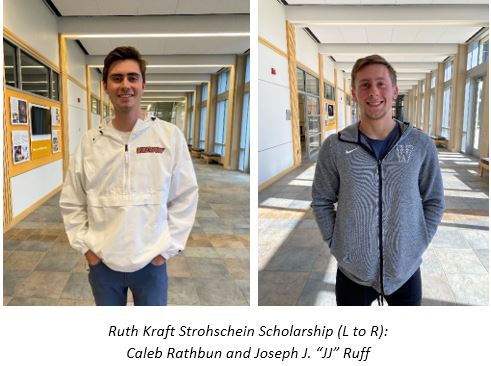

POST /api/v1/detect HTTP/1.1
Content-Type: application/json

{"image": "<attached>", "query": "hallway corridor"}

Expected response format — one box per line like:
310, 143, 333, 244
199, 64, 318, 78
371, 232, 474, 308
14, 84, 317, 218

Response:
3, 158, 250, 306
259, 149, 489, 306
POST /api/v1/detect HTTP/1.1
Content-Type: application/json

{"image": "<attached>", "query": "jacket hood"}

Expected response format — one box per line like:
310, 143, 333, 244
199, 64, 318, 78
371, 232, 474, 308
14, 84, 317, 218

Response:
338, 119, 411, 143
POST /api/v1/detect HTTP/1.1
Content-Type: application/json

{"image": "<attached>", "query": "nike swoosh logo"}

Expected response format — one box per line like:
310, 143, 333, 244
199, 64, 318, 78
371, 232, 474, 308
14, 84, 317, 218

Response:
346, 148, 358, 154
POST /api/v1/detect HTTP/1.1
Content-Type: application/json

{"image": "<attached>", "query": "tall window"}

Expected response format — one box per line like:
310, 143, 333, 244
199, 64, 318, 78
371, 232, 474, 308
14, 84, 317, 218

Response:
239, 92, 250, 172
214, 70, 230, 155
214, 100, 228, 155
187, 94, 194, 145
440, 59, 453, 139
199, 84, 208, 149
441, 87, 452, 139
420, 81, 425, 128
461, 79, 472, 152
444, 61, 453, 82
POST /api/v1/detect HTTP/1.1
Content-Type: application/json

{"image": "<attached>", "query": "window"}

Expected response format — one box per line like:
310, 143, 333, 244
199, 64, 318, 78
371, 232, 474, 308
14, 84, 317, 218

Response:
467, 41, 479, 70
305, 73, 319, 95
199, 107, 207, 149
20, 51, 49, 98
217, 70, 229, 94
430, 73, 436, 89
238, 93, 250, 172
51, 71, 59, 101
297, 69, 305, 92
4, 38, 60, 100
324, 82, 335, 100
4, 39, 17, 87
428, 93, 435, 136
468, 37, 489, 70
461, 79, 472, 152
245, 54, 250, 83
479, 38, 488, 64
441, 87, 452, 139
201, 83, 208, 102
444, 61, 453, 82
214, 100, 228, 155
188, 94, 195, 144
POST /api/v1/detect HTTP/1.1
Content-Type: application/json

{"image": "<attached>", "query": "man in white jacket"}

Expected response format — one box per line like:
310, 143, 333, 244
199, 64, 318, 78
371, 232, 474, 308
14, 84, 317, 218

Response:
60, 46, 199, 305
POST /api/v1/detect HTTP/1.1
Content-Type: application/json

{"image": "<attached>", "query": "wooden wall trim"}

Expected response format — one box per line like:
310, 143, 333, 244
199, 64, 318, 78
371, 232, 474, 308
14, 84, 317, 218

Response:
296, 62, 319, 78
286, 21, 301, 167
223, 65, 237, 169
258, 36, 288, 59
3, 69, 13, 229
59, 34, 69, 177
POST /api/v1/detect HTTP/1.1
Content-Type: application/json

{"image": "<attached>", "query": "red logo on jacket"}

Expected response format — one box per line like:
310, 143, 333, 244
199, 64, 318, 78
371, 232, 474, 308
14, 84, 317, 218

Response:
136, 147, 165, 154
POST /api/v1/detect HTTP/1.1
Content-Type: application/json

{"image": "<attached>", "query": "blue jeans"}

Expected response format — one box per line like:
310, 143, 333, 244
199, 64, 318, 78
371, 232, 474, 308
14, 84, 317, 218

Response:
335, 267, 422, 306
88, 261, 168, 306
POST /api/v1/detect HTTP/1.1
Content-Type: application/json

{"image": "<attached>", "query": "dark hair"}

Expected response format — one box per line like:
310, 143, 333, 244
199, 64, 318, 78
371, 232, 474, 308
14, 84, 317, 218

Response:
351, 54, 397, 89
103, 46, 147, 83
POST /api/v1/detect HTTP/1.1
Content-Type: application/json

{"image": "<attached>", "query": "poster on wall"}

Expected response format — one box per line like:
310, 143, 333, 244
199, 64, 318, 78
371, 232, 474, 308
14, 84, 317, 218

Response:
327, 104, 335, 119
51, 106, 60, 126
52, 130, 60, 153
12, 130, 30, 164
10, 97, 28, 125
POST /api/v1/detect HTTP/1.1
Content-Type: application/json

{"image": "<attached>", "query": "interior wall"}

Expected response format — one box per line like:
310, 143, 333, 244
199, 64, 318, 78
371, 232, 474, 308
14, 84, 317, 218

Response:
323, 56, 336, 85
259, 0, 287, 52
259, 45, 293, 185
67, 80, 88, 155
11, 160, 63, 217
295, 28, 319, 74
67, 40, 88, 85
258, 0, 294, 186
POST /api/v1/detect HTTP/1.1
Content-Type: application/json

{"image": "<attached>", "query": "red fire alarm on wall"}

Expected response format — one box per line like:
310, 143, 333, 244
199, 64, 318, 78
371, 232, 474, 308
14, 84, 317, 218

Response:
271, 67, 277, 75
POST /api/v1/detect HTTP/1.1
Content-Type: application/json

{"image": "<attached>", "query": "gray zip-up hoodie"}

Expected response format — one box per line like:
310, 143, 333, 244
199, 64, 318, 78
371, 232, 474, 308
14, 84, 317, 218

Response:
312, 120, 444, 295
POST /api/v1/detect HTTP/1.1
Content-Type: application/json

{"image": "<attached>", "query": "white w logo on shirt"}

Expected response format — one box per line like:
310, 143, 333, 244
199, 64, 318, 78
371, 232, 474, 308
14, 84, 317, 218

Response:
396, 145, 414, 163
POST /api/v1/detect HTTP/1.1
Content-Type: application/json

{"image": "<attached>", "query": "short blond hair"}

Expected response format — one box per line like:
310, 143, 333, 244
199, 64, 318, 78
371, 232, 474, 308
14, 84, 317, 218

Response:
351, 54, 397, 89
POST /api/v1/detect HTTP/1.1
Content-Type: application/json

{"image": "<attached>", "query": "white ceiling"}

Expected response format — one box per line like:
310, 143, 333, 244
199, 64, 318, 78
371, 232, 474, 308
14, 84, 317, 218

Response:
51, 0, 249, 16
285, 1, 488, 4
282, 1, 489, 94
47, 0, 250, 102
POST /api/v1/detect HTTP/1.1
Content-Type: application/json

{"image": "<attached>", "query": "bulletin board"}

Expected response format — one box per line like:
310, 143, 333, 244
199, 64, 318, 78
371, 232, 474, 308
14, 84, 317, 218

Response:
4, 88, 63, 177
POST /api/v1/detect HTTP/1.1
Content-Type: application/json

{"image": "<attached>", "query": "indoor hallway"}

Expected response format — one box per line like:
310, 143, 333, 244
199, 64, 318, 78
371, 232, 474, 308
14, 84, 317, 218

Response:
3, 158, 250, 306
258, 150, 489, 306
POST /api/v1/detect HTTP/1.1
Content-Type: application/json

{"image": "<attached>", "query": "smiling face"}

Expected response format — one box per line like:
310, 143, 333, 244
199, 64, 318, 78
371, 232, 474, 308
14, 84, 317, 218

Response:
352, 63, 398, 124
103, 59, 145, 114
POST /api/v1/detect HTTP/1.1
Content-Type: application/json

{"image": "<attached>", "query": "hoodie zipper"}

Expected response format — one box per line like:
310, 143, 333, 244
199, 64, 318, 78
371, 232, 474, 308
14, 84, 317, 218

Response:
338, 124, 405, 305
377, 160, 385, 305
124, 144, 129, 193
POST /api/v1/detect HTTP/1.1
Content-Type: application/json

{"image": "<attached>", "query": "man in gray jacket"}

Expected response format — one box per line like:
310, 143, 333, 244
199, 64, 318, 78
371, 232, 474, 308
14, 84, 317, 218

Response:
312, 55, 445, 306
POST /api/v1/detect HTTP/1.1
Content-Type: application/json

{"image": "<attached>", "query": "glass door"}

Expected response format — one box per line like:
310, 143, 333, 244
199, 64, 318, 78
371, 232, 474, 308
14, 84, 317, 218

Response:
305, 95, 321, 159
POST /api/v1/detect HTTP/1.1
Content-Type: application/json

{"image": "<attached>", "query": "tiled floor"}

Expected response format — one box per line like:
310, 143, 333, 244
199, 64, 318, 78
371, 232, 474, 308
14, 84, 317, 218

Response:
258, 150, 489, 306
3, 158, 250, 306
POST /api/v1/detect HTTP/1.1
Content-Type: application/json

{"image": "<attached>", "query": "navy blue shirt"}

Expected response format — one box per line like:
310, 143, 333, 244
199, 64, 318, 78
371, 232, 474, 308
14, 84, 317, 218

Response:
360, 124, 399, 161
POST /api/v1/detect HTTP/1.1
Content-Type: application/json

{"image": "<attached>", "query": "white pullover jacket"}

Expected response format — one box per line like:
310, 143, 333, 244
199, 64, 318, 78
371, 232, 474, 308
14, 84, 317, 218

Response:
60, 114, 198, 272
